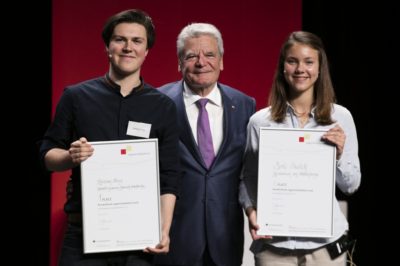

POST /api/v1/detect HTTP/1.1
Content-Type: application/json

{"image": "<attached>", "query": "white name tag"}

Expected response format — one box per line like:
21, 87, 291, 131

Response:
127, 121, 151, 138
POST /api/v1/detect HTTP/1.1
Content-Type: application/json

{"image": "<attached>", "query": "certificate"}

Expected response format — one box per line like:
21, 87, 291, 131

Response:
256, 128, 336, 237
80, 139, 161, 253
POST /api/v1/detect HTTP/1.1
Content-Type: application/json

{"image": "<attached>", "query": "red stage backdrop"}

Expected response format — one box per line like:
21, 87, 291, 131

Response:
51, 0, 301, 265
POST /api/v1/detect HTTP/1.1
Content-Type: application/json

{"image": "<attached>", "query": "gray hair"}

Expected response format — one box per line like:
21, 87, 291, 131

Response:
177, 23, 224, 58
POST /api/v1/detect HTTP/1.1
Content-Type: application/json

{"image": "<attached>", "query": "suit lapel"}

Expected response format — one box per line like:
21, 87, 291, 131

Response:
170, 82, 205, 167
214, 85, 235, 164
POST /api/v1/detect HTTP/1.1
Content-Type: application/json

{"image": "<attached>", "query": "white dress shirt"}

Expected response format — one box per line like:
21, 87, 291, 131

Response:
183, 82, 224, 155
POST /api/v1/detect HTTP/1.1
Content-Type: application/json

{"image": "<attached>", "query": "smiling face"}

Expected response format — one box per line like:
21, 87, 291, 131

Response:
283, 43, 320, 97
179, 34, 223, 94
107, 22, 149, 78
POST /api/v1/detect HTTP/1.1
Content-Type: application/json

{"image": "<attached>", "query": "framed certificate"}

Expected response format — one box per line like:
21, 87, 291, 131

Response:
256, 128, 336, 238
80, 139, 161, 253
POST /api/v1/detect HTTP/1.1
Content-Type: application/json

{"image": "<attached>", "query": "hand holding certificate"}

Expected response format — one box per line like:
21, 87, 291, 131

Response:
80, 139, 161, 253
256, 128, 336, 238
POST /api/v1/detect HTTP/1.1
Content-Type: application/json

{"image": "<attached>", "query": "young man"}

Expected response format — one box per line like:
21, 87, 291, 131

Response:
40, 9, 179, 266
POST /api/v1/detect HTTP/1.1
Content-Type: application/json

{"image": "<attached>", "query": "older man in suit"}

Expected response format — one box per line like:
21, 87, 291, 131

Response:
154, 23, 255, 266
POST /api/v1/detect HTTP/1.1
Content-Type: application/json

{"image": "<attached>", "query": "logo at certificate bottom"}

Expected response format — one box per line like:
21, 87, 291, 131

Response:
120, 145, 133, 155
298, 133, 311, 143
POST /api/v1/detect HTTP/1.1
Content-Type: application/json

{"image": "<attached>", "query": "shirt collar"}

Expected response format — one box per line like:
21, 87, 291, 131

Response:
286, 102, 316, 117
103, 73, 144, 94
183, 82, 222, 107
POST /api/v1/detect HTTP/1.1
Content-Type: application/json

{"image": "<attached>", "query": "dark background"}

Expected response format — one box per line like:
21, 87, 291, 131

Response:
20, 0, 373, 265
303, 2, 373, 266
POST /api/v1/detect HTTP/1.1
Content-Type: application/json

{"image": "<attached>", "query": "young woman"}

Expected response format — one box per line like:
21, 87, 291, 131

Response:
239, 31, 361, 266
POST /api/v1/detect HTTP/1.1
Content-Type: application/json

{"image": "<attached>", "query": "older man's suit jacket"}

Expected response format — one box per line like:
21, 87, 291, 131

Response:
154, 81, 255, 266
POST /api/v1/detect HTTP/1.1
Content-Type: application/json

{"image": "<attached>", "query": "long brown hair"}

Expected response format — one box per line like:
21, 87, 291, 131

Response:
268, 31, 336, 125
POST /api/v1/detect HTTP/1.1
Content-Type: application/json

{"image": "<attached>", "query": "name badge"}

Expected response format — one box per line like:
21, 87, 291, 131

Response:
127, 121, 151, 138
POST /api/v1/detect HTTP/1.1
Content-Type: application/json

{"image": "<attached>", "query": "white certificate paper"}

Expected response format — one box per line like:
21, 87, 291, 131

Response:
257, 128, 336, 237
80, 139, 161, 253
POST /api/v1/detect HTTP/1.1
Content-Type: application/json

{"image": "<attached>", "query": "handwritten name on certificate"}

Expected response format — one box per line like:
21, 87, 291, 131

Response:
257, 128, 336, 238
80, 139, 161, 253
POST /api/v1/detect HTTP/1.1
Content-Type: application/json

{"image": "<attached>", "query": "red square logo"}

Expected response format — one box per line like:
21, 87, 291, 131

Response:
299, 137, 304, 142
121, 149, 126, 155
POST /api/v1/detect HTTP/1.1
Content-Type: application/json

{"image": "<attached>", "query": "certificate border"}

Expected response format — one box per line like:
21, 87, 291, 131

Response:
256, 127, 336, 238
80, 138, 161, 253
